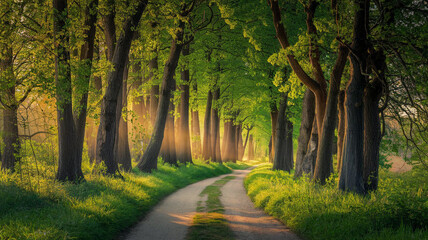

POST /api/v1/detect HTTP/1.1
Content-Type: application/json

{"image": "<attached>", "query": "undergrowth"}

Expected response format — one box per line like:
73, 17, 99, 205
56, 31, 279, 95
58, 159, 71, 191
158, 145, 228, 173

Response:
0, 153, 248, 240
244, 164, 428, 240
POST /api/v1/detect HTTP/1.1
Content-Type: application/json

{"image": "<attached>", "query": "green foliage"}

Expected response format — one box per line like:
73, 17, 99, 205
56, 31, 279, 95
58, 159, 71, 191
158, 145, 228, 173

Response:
245, 164, 428, 240
0, 139, 249, 240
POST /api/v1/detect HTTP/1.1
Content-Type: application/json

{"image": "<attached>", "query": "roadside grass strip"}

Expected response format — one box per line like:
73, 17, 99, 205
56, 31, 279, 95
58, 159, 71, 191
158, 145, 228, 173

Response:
186, 176, 236, 240
244, 164, 428, 240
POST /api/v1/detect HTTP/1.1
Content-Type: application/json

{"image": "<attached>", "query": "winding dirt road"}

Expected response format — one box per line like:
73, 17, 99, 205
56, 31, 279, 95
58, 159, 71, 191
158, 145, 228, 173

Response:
122, 168, 300, 240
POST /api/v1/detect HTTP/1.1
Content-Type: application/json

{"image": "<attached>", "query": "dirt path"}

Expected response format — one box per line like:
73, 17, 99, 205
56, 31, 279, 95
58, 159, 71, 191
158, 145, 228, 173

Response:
122, 175, 225, 240
122, 168, 300, 240
221, 169, 300, 240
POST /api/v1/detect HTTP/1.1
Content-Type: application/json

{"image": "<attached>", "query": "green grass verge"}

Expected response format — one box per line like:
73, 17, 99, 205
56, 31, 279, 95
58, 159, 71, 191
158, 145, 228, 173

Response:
0, 159, 248, 240
244, 164, 428, 240
186, 176, 236, 240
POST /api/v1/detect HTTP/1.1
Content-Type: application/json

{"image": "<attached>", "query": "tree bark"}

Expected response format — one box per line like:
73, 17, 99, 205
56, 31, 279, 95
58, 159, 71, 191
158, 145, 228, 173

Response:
363, 50, 385, 191
284, 119, 294, 171
313, 45, 349, 183
242, 127, 251, 160
1, 105, 19, 171
202, 91, 213, 161
294, 89, 315, 177
160, 83, 177, 166
224, 123, 237, 162
190, 81, 202, 158
137, 18, 186, 172
75, 0, 98, 172
96, 0, 147, 176
176, 44, 193, 163
222, 120, 231, 157
86, 43, 102, 164
102, 0, 116, 61
248, 135, 254, 160
210, 86, 221, 162
301, 118, 318, 176
339, 0, 369, 194
132, 60, 145, 123
273, 92, 289, 171
270, 106, 278, 162
54, 0, 84, 181
268, 135, 272, 162
237, 124, 244, 161
149, 55, 159, 126
337, 90, 345, 173
114, 58, 132, 171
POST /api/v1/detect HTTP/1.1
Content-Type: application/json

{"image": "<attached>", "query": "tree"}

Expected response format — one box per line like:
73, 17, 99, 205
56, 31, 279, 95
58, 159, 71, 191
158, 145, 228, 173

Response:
176, 44, 193, 163
190, 80, 202, 158
137, 3, 193, 172
96, 0, 148, 176
339, 0, 369, 194
294, 90, 315, 177
273, 92, 290, 171
53, 0, 84, 181
74, 0, 99, 173
268, 0, 349, 183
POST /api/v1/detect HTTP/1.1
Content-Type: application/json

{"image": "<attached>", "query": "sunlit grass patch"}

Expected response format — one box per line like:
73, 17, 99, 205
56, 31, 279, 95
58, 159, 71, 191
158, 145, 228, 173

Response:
244, 164, 428, 240
186, 176, 236, 240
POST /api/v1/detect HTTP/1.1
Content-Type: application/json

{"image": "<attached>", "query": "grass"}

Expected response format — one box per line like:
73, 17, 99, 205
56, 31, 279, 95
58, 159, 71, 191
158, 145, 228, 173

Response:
244, 164, 428, 240
0, 157, 248, 240
186, 176, 236, 240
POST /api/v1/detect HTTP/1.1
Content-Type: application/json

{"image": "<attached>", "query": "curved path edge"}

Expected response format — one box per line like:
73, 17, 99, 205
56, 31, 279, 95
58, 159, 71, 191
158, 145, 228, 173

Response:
121, 167, 301, 240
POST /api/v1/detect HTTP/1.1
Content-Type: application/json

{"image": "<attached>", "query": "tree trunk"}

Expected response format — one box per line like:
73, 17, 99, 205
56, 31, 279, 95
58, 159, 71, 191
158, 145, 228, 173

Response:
337, 90, 345, 173
270, 107, 278, 162
202, 91, 213, 161
176, 44, 193, 163
248, 135, 254, 160
301, 118, 318, 176
268, 135, 272, 162
96, 1, 147, 176
2, 106, 19, 171
137, 19, 185, 172
284, 119, 294, 171
225, 123, 236, 162
210, 87, 221, 163
190, 81, 202, 158
132, 60, 145, 124
222, 120, 231, 157
191, 110, 201, 158
363, 50, 385, 192
242, 127, 250, 160
160, 87, 177, 166
86, 43, 102, 164
0, 31, 20, 172
273, 92, 289, 171
294, 89, 315, 177
313, 45, 349, 183
54, 0, 84, 181
74, 0, 98, 171
102, 0, 116, 61
237, 124, 244, 161
339, 0, 369, 194
149, 55, 159, 126
114, 59, 132, 171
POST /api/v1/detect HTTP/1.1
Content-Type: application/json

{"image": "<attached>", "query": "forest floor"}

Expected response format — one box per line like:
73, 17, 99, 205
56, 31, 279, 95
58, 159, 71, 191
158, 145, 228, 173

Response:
122, 167, 300, 240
